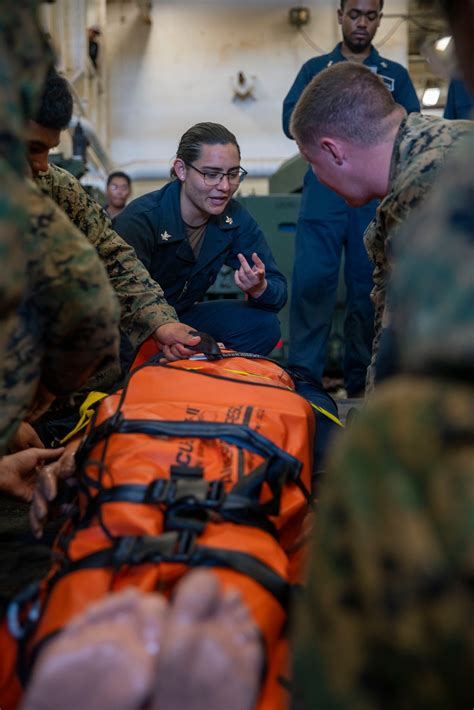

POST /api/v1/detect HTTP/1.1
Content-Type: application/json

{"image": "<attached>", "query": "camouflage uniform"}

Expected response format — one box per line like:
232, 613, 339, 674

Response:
0, 0, 53, 352
0, 0, 54, 453
292, 133, 474, 710
364, 112, 472, 392
0, 165, 28, 451
392, 132, 474, 374
37, 164, 179, 359
0, 0, 53, 177
0, 2, 123, 452
0, 182, 121, 449
0, 167, 28, 360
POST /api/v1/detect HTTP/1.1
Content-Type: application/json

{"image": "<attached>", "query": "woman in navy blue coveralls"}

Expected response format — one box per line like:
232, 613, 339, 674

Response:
114, 122, 287, 357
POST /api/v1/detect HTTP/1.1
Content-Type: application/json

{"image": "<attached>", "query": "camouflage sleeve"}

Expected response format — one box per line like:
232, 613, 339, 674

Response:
26, 182, 120, 395
368, 116, 474, 364
0, 162, 28, 355
364, 205, 398, 394
0, 0, 53, 176
363, 161, 436, 394
292, 378, 474, 709
0, 311, 44, 451
0, 166, 29, 452
38, 165, 179, 349
392, 133, 474, 374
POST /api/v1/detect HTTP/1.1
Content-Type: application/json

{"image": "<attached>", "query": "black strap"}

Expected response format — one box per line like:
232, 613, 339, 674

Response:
77, 418, 302, 480
94, 479, 224, 508
79, 479, 279, 539
49, 532, 291, 610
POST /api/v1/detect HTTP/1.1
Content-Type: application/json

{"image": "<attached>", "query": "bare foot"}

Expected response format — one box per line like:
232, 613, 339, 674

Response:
21, 588, 167, 710
152, 570, 263, 710
22, 571, 262, 710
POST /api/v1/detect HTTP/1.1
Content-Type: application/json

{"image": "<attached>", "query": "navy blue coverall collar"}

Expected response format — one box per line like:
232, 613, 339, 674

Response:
155, 179, 238, 273
328, 43, 387, 69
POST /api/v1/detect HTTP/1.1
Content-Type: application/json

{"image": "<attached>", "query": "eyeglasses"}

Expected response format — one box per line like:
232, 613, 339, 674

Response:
346, 9, 380, 21
185, 163, 248, 186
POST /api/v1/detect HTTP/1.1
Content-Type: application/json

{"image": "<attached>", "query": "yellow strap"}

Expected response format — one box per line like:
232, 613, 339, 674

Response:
181, 364, 294, 387
182, 364, 269, 378
58, 382, 342, 448
310, 403, 344, 428
59, 391, 109, 444
219, 367, 274, 381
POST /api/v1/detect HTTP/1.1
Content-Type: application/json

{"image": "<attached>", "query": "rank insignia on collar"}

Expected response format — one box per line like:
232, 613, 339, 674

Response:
381, 61, 388, 68
225, 216, 233, 225
161, 230, 171, 241
327, 60, 333, 67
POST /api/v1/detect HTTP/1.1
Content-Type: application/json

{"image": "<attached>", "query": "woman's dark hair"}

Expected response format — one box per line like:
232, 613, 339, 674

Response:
170, 122, 240, 178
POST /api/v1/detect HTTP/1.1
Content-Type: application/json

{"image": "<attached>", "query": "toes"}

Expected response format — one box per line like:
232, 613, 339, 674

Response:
171, 570, 220, 622
220, 587, 258, 642
220, 589, 254, 627
135, 594, 168, 655
67, 588, 145, 633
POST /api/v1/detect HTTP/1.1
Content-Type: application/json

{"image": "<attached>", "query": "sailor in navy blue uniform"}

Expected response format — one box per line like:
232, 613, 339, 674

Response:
282, 0, 419, 396
114, 123, 287, 360
444, 78, 474, 120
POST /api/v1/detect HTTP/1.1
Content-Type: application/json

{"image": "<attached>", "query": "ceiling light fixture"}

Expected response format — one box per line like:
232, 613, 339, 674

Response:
422, 85, 441, 107
435, 35, 452, 52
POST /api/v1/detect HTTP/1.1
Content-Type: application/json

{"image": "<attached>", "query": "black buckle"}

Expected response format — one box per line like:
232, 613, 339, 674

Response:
162, 481, 225, 535
205, 480, 225, 507
171, 529, 197, 562
145, 478, 225, 509
112, 531, 197, 567
112, 535, 138, 567
174, 479, 224, 509
170, 464, 204, 479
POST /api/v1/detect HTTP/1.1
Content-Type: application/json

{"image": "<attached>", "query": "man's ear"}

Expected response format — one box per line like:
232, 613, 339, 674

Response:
173, 158, 186, 181
321, 138, 344, 166
337, 7, 343, 25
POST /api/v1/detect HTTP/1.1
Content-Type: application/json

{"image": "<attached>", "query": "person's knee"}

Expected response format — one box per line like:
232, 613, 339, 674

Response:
262, 313, 281, 351
243, 310, 280, 355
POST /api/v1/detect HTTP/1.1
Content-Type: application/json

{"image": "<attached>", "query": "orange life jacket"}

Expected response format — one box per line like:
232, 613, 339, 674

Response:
4, 347, 314, 709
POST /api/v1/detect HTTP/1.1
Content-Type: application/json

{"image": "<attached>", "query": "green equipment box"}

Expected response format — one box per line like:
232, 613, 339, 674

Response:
237, 194, 300, 361
238, 194, 347, 369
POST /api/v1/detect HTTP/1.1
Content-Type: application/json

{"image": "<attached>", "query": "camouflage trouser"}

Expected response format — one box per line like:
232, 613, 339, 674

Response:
0, 308, 41, 451
292, 376, 474, 710
0, 166, 29, 453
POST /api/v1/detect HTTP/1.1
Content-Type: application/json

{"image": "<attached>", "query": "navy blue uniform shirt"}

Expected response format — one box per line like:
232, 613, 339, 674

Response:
113, 180, 287, 316
444, 79, 474, 120
283, 43, 420, 138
